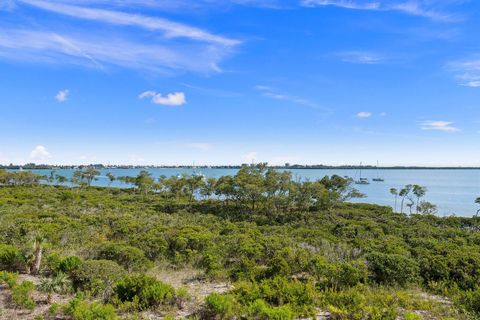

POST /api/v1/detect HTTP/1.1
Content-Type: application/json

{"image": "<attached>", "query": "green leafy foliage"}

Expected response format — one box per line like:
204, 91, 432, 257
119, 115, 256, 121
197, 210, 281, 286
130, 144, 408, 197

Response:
72, 260, 126, 296
95, 243, 152, 272
113, 274, 175, 311
0, 243, 22, 271
12, 280, 36, 310
58, 256, 83, 274
64, 294, 118, 320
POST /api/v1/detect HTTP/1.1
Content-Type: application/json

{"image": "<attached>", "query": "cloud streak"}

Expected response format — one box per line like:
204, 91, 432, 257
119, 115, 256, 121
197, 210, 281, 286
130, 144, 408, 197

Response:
19, 0, 240, 46
300, 0, 455, 21
0, 29, 231, 73
338, 51, 384, 64
356, 111, 372, 118
255, 85, 317, 108
420, 120, 460, 133
449, 58, 480, 87
0, 1, 240, 74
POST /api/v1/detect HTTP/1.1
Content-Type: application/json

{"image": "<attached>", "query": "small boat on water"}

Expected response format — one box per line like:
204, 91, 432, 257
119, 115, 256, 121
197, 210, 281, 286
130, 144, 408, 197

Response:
355, 162, 370, 185
372, 161, 384, 182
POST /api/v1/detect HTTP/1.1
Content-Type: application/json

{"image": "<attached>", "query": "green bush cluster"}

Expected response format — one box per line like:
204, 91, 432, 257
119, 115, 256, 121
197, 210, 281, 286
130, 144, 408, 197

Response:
0, 177, 477, 318
113, 274, 175, 310
12, 280, 36, 310
95, 243, 152, 272
64, 294, 118, 320
71, 259, 126, 296
0, 244, 22, 271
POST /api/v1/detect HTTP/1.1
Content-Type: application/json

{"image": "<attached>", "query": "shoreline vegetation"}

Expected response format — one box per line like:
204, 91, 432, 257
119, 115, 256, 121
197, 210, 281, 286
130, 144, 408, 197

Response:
2, 163, 480, 170
1, 166, 480, 319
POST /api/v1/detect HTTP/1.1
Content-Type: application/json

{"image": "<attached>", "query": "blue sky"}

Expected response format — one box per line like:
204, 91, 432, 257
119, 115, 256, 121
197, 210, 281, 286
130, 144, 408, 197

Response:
1, 0, 480, 166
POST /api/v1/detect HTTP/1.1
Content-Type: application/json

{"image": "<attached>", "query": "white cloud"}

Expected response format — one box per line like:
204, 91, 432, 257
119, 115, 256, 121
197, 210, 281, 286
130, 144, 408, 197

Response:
0, 28, 232, 74
19, 0, 240, 46
254, 85, 317, 107
338, 51, 384, 64
420, 120, 460, 133
187, 143, 213, 151
302, 0, 380, 10
449, 58, 480, 87
356, 111, 372, 118
0, 1, 240, 74
30, 145, 52, 160
300, 0, 453, 21
242, 151, 257, 163
55, 89, 69, 102
380, 112, 387, 116
139, 91, 186, 106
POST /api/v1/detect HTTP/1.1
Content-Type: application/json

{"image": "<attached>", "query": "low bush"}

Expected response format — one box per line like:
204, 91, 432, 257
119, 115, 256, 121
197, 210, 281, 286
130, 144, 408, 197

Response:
113, 274, 175, 310
247, 299, 294, 320
72, 260, 126, 296
204, 293, 237, 319
58, 256, 83, 274
12, 280, 36, 310
232, 276, 317, 317
64, 294, 118, 320
0, 270, 17, 288
96, 243, 152, 272
0, 244, 22, 272
366, 252, 419, 286
456, 288, 480, 315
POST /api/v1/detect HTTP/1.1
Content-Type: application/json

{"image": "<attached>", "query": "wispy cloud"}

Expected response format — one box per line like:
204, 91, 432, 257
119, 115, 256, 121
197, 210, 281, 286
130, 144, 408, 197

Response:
420, 120, 460, 133
338, 51, 384, 64
0, 29, 230, 73
0, 0, 15, 10
55, 89, 69, 102
449, 58, 480, 87
255, 85, 317, 107
356, 111, 372, 118
19, 0, 240, 46
300, 0, 456, 21
30, 145, 52, 160
139, 91, 186, 106
0, 1, 240, 74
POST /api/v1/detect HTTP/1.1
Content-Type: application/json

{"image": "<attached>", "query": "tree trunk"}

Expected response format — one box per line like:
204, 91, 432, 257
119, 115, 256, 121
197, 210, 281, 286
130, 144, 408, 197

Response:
31, 244, 42, 275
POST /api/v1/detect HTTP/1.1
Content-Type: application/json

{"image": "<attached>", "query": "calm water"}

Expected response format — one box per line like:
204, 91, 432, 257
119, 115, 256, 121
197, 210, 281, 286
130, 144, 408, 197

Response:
25, 168, 480, 217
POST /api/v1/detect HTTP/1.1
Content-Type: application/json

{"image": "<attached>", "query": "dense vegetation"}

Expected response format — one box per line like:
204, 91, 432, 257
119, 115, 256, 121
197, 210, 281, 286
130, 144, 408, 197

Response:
0, 167, 479, 319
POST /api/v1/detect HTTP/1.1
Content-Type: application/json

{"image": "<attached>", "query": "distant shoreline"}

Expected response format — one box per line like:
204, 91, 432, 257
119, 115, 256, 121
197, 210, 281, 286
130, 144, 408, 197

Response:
2, 164, 480, 170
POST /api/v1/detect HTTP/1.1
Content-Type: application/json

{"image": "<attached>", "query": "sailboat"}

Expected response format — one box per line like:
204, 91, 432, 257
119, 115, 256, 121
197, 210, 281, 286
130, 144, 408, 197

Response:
372, 161, 384, 182
355, 162, 370, 185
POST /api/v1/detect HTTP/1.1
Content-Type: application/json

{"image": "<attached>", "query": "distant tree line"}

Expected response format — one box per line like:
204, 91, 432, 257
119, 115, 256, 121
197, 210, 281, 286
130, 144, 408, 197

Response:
2, 166, 479, 215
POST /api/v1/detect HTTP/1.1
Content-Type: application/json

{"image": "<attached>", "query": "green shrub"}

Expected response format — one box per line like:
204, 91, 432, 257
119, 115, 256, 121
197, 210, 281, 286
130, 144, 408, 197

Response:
205, 293, 237, 319
12, 280, 36, 310
96, 243, 152, 272
65, 295, 118, 320
0, 244, 22, 272
113, 274, 175, 310
58, 256, 83, 273
72, 260, 126, 296
0, 270, 17, 288
456, 288, 480, 315
404, 312, 422, 320
233, 277, 316, 316
312, 256, 368, 289
366, 252, 419, 286
247, 299, 294, 320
